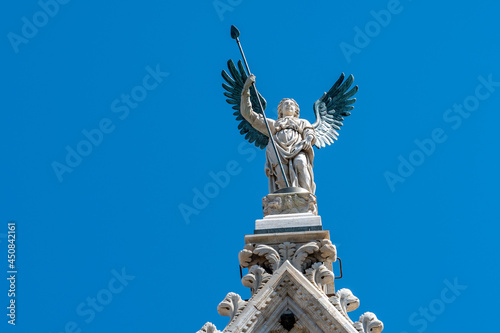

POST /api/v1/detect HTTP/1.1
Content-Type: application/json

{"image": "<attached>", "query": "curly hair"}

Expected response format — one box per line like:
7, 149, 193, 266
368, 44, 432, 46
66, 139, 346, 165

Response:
277, 98, 300, 118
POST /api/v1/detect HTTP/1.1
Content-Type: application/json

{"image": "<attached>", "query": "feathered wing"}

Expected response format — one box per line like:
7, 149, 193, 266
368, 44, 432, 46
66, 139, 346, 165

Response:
221, 59, 269, 149
312, 73, 358, 148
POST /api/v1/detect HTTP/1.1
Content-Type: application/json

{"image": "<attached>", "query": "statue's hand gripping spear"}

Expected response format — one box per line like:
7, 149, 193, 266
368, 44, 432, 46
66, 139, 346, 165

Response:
230, 25, 290, 188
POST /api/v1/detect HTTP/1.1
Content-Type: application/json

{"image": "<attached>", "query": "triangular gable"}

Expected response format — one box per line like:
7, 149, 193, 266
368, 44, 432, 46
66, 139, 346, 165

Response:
222, 260, 358, 333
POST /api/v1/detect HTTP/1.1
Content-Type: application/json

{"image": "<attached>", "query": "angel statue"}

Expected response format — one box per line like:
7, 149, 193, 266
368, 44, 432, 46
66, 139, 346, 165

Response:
222, 60, 357, 195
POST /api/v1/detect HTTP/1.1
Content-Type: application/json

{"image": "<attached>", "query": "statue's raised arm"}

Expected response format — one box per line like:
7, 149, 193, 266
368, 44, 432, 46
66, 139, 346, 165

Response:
240, 74, 276, 138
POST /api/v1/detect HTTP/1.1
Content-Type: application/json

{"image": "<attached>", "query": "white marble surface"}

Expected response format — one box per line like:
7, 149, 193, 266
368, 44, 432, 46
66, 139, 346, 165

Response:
255, 212, 322, 231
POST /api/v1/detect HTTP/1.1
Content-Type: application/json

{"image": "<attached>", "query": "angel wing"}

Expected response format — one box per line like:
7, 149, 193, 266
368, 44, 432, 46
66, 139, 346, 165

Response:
222, 60, 269, 149
312, 73, 358, 148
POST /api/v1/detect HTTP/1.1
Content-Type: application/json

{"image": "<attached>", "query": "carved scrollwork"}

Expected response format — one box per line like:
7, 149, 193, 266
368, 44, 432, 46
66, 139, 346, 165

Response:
239, 243, 280, 273
242, 265, 272, 295
217, 292, 248, 322
253, 244, 280, 272
239, 244, 256, 267
329, 288, 360, 322
196, 322, 221, 333
292, 242, 320, 271
305, 262, 334, 292
292, 240, 337, 272
353, 312, 384, 333
239, 240, 337, 276
318, 239, 337, 262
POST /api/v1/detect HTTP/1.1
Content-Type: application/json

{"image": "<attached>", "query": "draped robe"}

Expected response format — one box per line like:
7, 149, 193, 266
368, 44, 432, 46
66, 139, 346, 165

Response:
241, 94, 316, 194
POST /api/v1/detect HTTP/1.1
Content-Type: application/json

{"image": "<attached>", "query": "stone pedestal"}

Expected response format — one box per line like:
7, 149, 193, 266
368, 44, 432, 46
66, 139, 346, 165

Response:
263, 191, 318, 216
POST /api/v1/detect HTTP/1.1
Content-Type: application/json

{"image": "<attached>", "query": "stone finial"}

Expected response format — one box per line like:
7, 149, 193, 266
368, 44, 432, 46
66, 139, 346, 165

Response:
305, 262, 334, 292
242, 265, 272, 295
217, 292, 247, 322
196, 322, 221, 333
353, 312, 384, 333
329, 288, 360, 322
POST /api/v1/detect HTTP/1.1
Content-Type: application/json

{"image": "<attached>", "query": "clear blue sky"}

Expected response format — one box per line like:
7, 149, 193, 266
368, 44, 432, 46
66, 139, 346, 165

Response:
2, 0, 499, 332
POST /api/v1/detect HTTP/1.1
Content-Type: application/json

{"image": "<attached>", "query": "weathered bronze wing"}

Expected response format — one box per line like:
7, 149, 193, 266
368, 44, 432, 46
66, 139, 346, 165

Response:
312, 73, 358, 148
222, 59, 269, 149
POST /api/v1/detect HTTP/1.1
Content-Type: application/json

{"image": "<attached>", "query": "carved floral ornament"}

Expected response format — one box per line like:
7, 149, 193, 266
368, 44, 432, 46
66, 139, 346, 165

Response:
238, 239, 337, 274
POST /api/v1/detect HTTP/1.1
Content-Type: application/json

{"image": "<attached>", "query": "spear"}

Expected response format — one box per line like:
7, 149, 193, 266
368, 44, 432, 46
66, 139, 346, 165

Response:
230, 25, 290, 188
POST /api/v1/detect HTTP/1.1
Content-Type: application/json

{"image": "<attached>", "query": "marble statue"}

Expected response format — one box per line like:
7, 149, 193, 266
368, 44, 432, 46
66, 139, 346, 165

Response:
241, 76, 316, 193
222, 60, 358, 194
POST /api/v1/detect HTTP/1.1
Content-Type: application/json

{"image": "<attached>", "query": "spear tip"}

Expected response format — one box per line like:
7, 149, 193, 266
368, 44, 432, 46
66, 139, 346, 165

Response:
230, 25, 240, 39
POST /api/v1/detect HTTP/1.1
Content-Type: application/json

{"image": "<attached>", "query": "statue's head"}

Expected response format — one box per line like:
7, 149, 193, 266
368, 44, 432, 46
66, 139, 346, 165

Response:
278, 98, 300, 118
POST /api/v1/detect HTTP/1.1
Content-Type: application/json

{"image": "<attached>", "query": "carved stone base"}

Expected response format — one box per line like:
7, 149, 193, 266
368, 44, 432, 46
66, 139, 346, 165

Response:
263, 192, 318, 217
